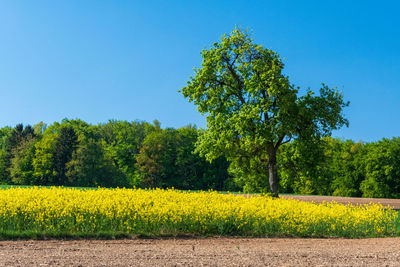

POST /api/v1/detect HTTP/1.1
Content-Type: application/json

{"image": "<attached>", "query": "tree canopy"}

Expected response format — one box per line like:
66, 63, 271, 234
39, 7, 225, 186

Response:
181, 28, 349, 195
0, 119, 400, 198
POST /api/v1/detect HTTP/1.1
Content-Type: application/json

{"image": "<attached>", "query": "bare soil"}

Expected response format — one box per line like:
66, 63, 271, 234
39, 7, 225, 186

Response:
1, 195, 399, 266
1, 238, 400, 266
280, 194, 400, 209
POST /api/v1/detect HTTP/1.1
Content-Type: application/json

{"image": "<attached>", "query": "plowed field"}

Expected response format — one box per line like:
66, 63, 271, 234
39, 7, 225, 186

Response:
280, 194, 400, 209
1, 238, 400, 266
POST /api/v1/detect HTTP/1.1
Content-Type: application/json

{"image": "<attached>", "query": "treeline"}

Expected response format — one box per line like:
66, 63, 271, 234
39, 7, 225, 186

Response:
0, 119, 233, 190
1, 119, 400, 198
277, 138, 400, 198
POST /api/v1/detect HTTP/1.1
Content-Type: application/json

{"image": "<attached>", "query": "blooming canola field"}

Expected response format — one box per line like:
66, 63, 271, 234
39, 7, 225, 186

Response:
0, 187, 398, 238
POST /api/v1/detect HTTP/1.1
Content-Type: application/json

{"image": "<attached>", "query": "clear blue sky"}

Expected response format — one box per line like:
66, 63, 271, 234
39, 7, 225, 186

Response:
1, 1, 399, 142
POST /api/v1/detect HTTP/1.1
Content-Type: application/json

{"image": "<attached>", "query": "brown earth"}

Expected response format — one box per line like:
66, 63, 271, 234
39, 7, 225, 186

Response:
1, 195, 400, 266
280, 194, 400, 209
1, 238, 400, 266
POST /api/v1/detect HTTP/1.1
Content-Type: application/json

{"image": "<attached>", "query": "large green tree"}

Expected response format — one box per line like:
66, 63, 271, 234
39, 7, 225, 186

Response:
181, 28, 349, 196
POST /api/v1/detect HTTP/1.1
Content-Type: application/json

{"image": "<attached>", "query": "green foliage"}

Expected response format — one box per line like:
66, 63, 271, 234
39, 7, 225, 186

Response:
181, 27, 348, 194
228, 155, 270, 194
135, 125, 233, 190
0, 118, 400, 198
9, 138, 36, 185
0, 124, 37, 185
7, 124, 36, 151
175, 126, 233, 191
278, 139, 327, 195
0, 127, 12, 150
360, 138, 400, 198
136, 128, 179, 188
0, 127, 12, 184
66, 135, 125, 187
0, 119, 233, 191
33, 122, 47, 137
32, 131, 58, 185
329, 139, 365, 197
53, 125, 78, 185
98, 120, 156, 187
276, 137, 400, 199
278, 137, 365, 196
0, 150, 9, 184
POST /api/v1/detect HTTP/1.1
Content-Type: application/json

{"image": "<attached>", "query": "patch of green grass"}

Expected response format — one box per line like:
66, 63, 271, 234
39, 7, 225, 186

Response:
395, 211, 400, 234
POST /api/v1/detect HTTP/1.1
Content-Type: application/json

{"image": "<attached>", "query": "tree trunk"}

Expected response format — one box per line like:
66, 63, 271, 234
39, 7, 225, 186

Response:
268, 144, 279, 197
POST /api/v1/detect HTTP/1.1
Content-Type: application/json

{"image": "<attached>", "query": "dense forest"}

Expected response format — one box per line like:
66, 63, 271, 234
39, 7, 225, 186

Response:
0, 119, 399, 198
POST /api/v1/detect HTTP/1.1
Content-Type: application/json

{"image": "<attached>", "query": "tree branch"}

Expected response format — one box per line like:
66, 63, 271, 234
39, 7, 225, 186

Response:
223, 57, 243, 88
222, 57, 246, 105
275, 134, 288, 150
260, 89, 269, 122
281, 136, 292, 145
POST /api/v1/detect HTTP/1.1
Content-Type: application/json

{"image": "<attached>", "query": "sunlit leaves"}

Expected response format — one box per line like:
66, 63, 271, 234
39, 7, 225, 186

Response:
181, 28, 349, 194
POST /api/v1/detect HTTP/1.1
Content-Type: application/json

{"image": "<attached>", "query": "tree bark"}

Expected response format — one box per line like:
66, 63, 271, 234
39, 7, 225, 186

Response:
267, 144, 279, 197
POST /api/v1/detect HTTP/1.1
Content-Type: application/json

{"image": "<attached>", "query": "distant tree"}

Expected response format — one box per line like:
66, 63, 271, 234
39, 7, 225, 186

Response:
98, 120, 156, 186
0, 127, 12, 150
0, 150, 9, 184
360, 138, 400, 198
9, 138, 36, 185
1, 124, 36, 184
33, 122, 47, 137
181, 28, 349, 196
135, 128, 178, 188
277, 138, 330, 195
328, 138, 365, 197
174, 126, 201, 189
7, 124, 36, 151
0, 127, 12, 183
52, 126, 78, 185
32, 131, 58, 185
175, 125, 232, 190
136, 125, 233, 190
66, 135, 125, 187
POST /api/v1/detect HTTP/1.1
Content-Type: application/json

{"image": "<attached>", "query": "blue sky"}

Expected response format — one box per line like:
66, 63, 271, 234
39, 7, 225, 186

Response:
0, 1, 399, 142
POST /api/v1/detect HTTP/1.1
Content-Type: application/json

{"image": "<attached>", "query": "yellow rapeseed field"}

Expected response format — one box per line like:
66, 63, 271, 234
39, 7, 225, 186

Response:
0, 187, 398, 238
